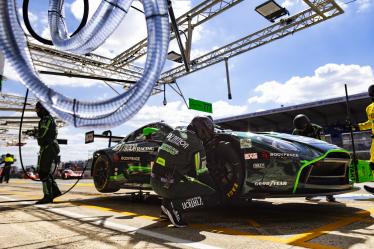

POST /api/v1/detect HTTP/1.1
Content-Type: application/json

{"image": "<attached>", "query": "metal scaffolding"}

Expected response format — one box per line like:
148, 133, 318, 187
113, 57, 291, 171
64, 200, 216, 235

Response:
25, 0, 343, 86
0, 0, 343, 142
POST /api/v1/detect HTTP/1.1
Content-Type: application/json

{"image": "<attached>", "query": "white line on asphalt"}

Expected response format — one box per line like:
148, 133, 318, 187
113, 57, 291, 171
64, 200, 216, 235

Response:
0, 195, 223, 249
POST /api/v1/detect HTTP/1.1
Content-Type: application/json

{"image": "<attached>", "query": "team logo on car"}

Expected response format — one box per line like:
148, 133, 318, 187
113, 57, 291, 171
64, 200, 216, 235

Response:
244, 153, 258, 160
240, 138, 252, 149
253, 163, 265, 169
254, 180, 287, 187
121, 156, 140, 161
113, 144, 154, 152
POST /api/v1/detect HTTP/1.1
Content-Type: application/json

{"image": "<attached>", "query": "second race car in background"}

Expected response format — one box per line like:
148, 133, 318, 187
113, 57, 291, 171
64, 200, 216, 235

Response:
91, 122, 357, 200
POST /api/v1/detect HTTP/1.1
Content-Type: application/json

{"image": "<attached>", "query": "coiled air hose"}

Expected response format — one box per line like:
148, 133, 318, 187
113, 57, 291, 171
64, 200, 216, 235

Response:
23, 0, 89, 46
48, 0, 133, 54
0, 0, 170, 128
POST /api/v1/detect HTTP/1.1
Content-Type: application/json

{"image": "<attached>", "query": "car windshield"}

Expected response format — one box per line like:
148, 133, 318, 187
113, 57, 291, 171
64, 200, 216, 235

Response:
232, 131, 300, 152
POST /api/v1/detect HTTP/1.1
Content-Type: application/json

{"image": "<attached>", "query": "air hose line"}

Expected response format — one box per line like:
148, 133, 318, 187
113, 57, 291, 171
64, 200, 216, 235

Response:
0, 0, 170, 128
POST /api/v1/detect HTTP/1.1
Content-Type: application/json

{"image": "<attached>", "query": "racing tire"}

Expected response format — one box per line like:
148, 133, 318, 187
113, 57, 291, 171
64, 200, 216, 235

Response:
209, 140, 245, 200
92, 155, 120, 193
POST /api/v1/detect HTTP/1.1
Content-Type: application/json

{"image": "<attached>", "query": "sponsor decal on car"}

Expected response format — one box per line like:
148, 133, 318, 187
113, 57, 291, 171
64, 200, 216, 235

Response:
121, 156, 140, 161
240, 138, 252, 149
159, 143, 179, 155
259, 151, 299, 160
253, 163, 265, 169
254, 180, 287, 187
166, 133, 189, 149
181, 196, 204, 210
113, 144, 155, 152
244, 153, 258, 160
226, 183, 239, 198
270, 152, 299, 158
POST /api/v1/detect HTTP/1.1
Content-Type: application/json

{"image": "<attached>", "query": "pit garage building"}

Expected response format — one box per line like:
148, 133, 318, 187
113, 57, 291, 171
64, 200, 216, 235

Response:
215, 92, 371, 159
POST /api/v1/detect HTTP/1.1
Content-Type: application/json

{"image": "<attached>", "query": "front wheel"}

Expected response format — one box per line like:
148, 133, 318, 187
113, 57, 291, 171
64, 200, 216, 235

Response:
208, 140, 245, 199
92, 155, 120, 193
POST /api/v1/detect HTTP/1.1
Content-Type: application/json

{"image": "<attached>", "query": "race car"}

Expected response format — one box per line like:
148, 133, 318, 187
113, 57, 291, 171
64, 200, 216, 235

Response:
60, 169, 82, 179
91, 122, 357, 199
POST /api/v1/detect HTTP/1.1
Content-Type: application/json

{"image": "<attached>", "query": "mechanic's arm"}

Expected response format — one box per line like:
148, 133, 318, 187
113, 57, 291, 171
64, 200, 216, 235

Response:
358, 106, 372, 131
194, 151, 208, 175
37, 117, 52, 146
358, 120, 371, 131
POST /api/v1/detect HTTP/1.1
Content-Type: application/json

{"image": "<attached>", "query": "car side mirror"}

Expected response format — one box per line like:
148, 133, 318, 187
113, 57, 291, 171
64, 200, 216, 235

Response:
143, 127, 159, 137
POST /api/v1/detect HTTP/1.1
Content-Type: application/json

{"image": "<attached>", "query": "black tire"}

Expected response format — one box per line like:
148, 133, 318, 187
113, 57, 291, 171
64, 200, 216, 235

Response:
92, 155, 120, 193
209, 140, 245, 199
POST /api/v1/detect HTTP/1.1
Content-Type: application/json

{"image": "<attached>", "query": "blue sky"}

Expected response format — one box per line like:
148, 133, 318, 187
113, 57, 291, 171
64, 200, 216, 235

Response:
2, 0, 374, 165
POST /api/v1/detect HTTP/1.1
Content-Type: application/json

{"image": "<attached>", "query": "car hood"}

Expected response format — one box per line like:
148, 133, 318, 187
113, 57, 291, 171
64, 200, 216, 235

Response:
228, 131, 345, 161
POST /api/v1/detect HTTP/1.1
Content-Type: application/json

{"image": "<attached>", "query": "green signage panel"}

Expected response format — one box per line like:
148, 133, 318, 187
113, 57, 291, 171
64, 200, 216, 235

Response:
188, 98, 213, 113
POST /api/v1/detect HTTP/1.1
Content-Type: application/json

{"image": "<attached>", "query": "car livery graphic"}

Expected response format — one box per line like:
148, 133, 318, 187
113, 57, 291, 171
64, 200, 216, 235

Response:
91, 122, 356, 199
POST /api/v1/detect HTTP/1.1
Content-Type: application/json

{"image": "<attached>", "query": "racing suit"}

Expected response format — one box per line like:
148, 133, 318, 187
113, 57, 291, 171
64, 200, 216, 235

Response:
151, 129, 220, 213
37, 114, 61, 199
0, 155, 14, 183
292, 123, 324, 140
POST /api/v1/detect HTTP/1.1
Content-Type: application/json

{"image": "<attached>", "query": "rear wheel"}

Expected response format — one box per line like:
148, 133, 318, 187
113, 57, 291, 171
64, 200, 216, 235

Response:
208, 140, 245, 199
92, 155, 120, 193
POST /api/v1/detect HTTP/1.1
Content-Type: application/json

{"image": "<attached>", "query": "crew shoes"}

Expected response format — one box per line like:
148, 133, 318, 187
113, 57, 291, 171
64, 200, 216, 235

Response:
161, 200, 187, 228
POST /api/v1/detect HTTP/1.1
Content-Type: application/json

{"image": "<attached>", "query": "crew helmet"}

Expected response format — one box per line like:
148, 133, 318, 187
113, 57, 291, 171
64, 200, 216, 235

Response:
35, 101, 49, 117
293, 114, 311, 130
188, 116, 215, 144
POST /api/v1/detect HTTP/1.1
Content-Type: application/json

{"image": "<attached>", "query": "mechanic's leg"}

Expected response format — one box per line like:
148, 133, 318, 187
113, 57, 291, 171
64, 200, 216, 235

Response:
36, 147, 55, 204
0, 168, 4, 183
151, 177, 220, 227
168, 176, 221, 211
197, 171, 217, 190
4, 167, 10, 183
49, 170, 61, 198
44, 147, 61, 198
370, 139, 374, 173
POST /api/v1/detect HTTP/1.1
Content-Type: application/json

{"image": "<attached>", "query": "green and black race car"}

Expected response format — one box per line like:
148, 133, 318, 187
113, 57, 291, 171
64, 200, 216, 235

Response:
91, 122, 360, 199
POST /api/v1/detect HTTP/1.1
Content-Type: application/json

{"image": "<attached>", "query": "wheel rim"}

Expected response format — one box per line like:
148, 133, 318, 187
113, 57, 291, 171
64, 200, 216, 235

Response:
93, 158, 108, 189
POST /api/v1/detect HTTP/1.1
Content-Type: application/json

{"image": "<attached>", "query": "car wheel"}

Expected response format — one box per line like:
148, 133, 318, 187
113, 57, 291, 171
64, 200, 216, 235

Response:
209, 140, 245, 199
92, 155, 120, 193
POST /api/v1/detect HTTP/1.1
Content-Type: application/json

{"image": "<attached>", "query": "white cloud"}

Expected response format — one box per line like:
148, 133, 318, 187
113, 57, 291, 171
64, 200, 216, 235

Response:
38, 73, 108, 88
248, 64, 373, 105
357, 0, 373, 12
69, 0, 198, 59
127, 100, 248, 128
281, 0, 305, 9
3, 63, 20, 82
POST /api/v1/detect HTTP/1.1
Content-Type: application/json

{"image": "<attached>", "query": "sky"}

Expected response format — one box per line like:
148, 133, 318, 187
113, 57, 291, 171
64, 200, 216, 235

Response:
1, 0, 374, 166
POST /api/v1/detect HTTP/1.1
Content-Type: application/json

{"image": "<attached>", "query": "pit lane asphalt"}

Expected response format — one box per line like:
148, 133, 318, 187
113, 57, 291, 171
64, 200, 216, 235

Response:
0, 179, 373, 249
